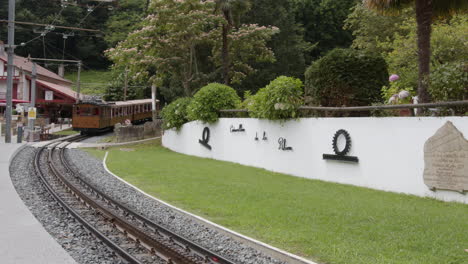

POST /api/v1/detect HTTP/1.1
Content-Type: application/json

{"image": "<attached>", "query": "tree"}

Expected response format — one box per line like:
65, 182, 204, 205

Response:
344, 3, 412, 53
4, 0, 113, 69
215, 0, 251, 85
108, 0, 223, 97
239, 0, 314, 94
364, 0, 468, 103
292, 0, 357, 60
107, 0, 278, 101
104, 0, 146, 47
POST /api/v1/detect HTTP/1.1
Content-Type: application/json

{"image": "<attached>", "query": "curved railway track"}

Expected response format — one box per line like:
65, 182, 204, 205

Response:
33, 135, 236, 264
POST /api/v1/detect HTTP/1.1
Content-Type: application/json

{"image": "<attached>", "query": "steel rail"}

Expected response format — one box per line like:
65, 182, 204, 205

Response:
59, 143, 236, 264
49, 146, 196, 264
33, 136, 143, 264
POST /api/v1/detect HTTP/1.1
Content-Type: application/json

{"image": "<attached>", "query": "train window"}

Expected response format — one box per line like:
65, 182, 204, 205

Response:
76, 107, 80, 115
80, 107, 96, 116
94, 108, 100, 115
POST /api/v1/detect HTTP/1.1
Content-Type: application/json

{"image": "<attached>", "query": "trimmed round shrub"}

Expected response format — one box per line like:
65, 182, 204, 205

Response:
161, 97, 192, 130
248, 76, 304, 120
305, 48, 389, 106
187, 83, 241, 123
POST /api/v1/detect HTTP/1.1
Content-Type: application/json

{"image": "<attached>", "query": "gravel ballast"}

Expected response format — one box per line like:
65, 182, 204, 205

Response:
10, 145, 288, 264
10, 146, 126, 264
66, 148, 287, 264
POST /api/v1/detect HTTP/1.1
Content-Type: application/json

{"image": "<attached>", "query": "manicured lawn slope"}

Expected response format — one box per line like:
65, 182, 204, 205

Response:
65, 70, 113, 95
87, 140, 468, 264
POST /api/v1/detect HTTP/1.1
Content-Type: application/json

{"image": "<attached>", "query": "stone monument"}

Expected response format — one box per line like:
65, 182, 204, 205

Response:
423, 121, 468, 193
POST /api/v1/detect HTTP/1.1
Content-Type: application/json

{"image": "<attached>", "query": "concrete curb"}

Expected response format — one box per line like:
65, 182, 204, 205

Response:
102, 151, 319, 264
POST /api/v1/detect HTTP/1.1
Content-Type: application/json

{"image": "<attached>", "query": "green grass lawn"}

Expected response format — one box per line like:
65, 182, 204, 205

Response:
65, 70, 113, 95
86, 140, 468, 264
52, 128, 79, 136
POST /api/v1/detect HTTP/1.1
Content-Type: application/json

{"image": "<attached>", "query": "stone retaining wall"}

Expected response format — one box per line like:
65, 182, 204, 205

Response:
115, 120, 162, 143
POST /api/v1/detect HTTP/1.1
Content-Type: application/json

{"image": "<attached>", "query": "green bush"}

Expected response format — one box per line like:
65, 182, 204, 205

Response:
187, 83, 241, 123
305, 48, 389, 106
430, 62, 468, 102
248, 76, 304, 120
161, 97, 193, 130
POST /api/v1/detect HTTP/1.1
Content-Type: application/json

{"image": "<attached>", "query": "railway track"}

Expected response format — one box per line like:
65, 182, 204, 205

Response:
33, 135, 236, 264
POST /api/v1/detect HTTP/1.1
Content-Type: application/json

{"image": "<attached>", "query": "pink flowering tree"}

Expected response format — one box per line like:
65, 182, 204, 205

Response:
107, 0, 279, 97
107, 0, 223, 97
212, 23, 279, 84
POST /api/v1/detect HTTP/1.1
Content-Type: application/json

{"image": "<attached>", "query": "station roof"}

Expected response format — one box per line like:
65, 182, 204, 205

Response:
36, 79, 81, 101
0, 54, 73, 85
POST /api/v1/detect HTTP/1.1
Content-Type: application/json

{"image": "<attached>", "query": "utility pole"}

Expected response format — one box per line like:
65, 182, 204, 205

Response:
5, 0, 16, 143
151, 84, 157, 121
28, 63, 37, 131
76, 61, 82, 103
124, 68, 128, 101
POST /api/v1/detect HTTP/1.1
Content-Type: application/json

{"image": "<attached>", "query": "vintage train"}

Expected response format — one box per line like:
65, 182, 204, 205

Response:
72, 99, 158, 134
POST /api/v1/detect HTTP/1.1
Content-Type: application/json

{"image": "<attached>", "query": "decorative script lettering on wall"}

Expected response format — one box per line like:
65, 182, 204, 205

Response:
278, 137, 293, 151
198, 127, 212, 150
423, 121, 468, 193
230, 124, 245, 132
255, 131, 267, 141
323, 129, 359, 163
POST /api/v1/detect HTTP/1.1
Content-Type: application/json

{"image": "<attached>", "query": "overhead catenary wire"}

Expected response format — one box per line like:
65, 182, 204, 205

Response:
0, 20, 102, 33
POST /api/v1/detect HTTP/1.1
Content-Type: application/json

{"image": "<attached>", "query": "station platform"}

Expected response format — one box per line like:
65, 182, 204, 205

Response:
0, 143, 76, 264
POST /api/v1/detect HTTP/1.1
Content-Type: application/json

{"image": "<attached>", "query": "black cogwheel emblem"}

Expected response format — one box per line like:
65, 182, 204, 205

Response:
332, 129, 351, 156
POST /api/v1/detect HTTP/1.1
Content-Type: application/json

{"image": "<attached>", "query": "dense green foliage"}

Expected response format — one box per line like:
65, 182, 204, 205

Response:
237, 0, 313, 94
429, 62, 468, 102
293, 0, 358, 59
344, 4, 412, 53
161, 97, 193, 130
348, 8, 468, 103
305, 48, 388, 107
187, 83, 241, 123
0, 0, 120, 68
104, 0, 147, 46
107, 0, 278, 100
382, 14, 468, 102
248, 76, 304, 120
2, 0, 365, 103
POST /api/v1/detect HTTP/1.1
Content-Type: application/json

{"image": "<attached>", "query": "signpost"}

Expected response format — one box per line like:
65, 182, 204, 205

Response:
28, 107, 37, 120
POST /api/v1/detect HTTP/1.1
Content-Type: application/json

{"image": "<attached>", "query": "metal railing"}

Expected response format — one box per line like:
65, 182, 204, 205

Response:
219, 100, 468, 116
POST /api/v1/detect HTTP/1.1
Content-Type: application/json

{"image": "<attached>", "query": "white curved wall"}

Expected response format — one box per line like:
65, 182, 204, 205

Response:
162, 117, 468, 203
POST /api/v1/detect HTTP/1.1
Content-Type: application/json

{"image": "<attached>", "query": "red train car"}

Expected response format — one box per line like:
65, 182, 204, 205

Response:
72, 99, 158, 134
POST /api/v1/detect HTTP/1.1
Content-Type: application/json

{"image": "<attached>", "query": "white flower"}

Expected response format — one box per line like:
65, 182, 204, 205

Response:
274, 103, 286, 110
388, 94, 398, 104
398, 90, 410, 99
